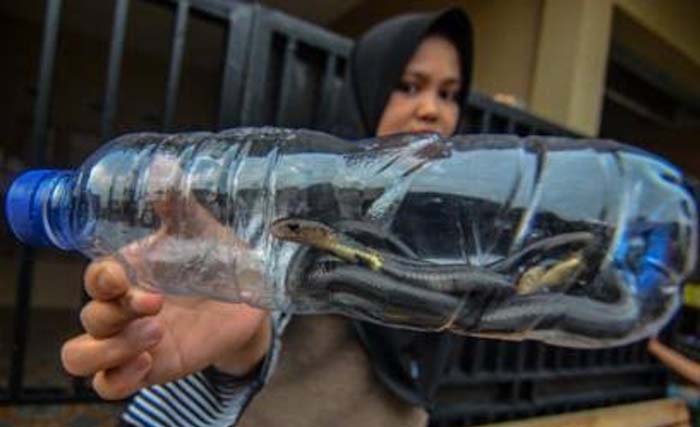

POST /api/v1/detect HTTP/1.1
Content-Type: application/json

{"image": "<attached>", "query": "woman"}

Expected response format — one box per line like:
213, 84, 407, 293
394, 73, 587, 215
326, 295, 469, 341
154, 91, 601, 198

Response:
61, 8, 473, 426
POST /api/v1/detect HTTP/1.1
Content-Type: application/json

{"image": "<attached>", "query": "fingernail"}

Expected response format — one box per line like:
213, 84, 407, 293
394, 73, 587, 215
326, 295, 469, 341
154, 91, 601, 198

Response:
97, 267, 112, 292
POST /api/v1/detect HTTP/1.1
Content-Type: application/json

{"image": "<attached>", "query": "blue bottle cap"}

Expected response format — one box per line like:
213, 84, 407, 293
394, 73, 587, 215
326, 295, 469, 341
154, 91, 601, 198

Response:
5, 169, 66, 247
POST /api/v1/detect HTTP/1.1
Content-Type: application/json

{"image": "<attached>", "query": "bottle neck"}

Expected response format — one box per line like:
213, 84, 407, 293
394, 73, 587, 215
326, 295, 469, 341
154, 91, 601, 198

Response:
42, 171, 78, 250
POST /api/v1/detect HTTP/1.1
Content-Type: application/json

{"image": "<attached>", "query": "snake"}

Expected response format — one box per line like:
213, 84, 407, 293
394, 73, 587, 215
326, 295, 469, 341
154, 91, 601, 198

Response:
270, 217, 643, 342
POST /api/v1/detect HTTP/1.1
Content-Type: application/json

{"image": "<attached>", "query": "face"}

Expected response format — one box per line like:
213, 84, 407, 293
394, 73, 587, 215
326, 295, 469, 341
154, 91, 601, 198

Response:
376, 35, 462, 138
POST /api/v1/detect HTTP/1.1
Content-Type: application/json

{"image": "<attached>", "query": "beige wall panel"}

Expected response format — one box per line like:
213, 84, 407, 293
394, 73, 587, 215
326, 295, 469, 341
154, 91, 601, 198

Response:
614, 0, 700, 67
530, 0, 613, 135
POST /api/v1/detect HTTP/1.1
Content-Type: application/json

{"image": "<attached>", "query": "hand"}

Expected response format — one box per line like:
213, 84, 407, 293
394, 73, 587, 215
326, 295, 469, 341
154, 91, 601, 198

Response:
61, 259, 271, 400
62, 166, 272, 400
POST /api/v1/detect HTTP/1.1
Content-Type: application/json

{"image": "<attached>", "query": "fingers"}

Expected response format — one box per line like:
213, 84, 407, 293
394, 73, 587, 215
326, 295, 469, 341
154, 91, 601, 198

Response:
85, 258, 163, 311
66, 259, 166, 400
62, 317, 163, 377
80, 300, 135, 338
84, 259, 130, 301
82, 259, 164, 338
80, 292, 160, 338
146, 156, 225, 236
150, 187, 249, 249
152, 191, 222, 238
92, 353, 153, 400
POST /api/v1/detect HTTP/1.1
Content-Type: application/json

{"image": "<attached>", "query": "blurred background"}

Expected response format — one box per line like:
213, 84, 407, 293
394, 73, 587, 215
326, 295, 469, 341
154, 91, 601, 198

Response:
1, 0, 699, 426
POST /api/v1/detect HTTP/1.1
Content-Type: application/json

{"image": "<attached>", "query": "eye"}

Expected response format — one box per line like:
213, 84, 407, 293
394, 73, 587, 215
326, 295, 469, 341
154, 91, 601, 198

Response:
396, 81, 419, 95
439, 88, 460, 103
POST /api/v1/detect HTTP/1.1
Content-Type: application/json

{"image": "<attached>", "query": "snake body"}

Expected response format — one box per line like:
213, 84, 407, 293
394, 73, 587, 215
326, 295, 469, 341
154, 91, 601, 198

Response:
271, 218, 646, 343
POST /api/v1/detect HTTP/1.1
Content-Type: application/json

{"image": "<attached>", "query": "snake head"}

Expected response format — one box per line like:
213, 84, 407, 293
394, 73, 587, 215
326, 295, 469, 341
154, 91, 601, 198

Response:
270, 218, 336, 245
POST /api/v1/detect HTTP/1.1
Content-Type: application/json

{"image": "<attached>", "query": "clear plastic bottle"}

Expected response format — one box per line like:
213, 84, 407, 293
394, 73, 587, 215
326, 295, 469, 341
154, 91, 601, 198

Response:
5, 128, 697, 347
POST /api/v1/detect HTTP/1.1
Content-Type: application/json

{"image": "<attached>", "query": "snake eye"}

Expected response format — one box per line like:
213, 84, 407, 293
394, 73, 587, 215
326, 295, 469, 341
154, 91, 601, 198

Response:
279, 221, 303, 236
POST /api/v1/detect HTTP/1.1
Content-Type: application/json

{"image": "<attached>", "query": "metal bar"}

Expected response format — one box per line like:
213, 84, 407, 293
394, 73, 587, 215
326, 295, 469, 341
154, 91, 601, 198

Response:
10, 250, 35, 400
536, 343, 546, 372
218, 4, 254, 128
495, 341, 507, 373
30, 0, 62, 166
433, 385, 665, 420
163, 0, 190, 130
274, 38, 297, 125
167, 0, 230, 19
481, 110, 492, 133
471, 339, 485, 374
101, 0, 130, 140
610, 42, 700, 114
506, 119, 516, 134
9, 0, 63, 400
1, 388, 103, 404
605, 88, 674, 127
240, 4, 270, 125
583, 349, 596, 369
315, 53, 337, 128
72, 285, 92, 397
263, 7, 352, 55
467, 91, 579, 137
617, 346, 627, 364
440, 364, 667, 387
631, 340, 642, 363
512, 343, 528, 399
554, 347, 565, 370
425, 334, 455, 399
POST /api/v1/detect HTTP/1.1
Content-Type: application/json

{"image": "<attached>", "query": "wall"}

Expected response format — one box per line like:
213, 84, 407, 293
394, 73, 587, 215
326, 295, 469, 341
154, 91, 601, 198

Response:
612, 4, 700, 98
615, 0, 700, 67
459, 0, 542, 110
529, 0, 614, 136
333, 0, 700, 136
530, 0, 700, 135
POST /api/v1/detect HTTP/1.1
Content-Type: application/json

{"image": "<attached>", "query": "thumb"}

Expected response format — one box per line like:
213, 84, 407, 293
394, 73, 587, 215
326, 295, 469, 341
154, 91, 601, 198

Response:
146, 153, 228, 239
151, 190, 219, 238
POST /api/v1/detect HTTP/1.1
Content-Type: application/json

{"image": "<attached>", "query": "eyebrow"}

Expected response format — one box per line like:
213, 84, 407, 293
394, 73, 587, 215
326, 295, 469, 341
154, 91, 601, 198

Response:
403, 70, 461, 86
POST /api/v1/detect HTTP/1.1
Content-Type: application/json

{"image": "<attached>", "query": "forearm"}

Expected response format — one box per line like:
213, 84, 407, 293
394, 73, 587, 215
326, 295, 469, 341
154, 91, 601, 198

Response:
648, 338, 700, 385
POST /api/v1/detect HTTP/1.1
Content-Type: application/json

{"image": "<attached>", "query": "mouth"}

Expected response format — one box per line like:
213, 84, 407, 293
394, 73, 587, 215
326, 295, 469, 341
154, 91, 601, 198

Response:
411, 128, 440, 134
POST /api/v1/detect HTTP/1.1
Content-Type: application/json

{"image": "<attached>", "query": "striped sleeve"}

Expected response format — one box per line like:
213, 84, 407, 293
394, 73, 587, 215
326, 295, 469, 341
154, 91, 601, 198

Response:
119, 312, 290, 427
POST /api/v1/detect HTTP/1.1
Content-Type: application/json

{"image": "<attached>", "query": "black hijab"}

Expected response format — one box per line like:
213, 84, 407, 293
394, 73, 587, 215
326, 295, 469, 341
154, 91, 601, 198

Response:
343, 8, 474, 409
343, 7, 473, 138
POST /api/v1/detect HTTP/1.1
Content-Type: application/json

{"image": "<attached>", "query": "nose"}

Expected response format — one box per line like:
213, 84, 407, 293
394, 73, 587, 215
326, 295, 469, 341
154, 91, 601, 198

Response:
416, 93, 439, 123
